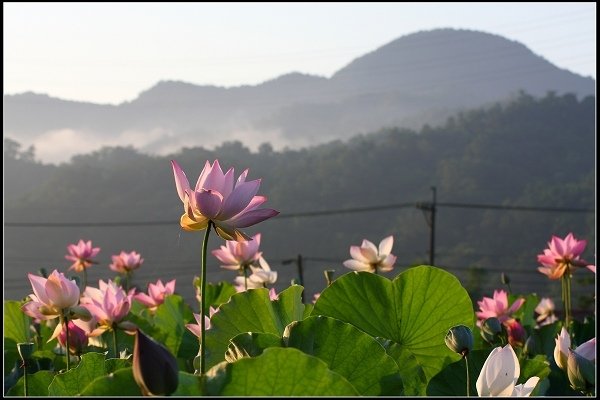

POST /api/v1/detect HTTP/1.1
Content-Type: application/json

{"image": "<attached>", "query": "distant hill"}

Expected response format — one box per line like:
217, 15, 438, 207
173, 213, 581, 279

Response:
4, 28, 595, 163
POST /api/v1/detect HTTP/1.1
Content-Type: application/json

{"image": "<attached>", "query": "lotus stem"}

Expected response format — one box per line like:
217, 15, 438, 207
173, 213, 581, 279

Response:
82, 268, 87, 292
562, 273, 572, 333
200, 221, 213, 375
64, 316, 70, 371
112, 326, 118, 358
22, 360, 28, 396
464, 354, 470, 396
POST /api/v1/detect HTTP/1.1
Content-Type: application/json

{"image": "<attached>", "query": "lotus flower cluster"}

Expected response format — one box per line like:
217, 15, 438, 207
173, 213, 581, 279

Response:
171, 159, 279, 241
537, 233, 588, 279
65, 239, 100, 272
343, 235, 397, 273
109, 250, 144, 274
134, 279, 176, 312
476, 344, 540, 396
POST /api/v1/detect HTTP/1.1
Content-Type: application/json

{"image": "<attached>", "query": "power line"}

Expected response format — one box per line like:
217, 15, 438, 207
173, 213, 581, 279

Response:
4, 201, 594, 227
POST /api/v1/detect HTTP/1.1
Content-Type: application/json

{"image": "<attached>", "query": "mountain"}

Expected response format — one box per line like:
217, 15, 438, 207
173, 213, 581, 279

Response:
4, 28, 595, 164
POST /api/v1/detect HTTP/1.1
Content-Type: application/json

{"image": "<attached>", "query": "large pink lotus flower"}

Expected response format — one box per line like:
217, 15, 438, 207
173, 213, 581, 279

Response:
537, 233, 588, 280
80, 279, 134, 336
212, 233, 262, 271
343, 235, 397, 273
65, 239, 101, 272
171, 159, 279, 241
109, 250, 144, 274
134, 279, 176, 312
476, 289, 525, 326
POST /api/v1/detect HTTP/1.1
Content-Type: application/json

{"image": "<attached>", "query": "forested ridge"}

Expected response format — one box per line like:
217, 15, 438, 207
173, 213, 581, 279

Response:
4, 92, 596, 309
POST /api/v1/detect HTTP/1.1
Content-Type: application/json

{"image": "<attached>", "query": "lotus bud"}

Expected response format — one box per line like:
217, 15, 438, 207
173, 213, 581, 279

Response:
567, 349, 595, 392
506, 319, 526, 348
481, 317, 503, 344
132, 329, 178, 396
445, 325, 474, 357
324, 269, 335, 286
553, 327, 570, 370
17, 342, 35, 361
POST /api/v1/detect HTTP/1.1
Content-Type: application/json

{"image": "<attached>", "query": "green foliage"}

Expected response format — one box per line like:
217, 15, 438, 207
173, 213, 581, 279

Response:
285, 315, 403, 395
3, 300, 31, 344
199, 280, 238, 314
204, 285, 305, 369
6, 370, 55, 396
203, 347, 359, 396
226, 332, 283, 361
312, 267, 474, 395
79, 368, 142, 396
427, 348, 491, 395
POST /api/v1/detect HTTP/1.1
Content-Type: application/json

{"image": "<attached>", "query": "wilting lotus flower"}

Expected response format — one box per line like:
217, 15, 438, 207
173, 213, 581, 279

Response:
537, 233, 587, 280
134, 279, 176, 312
534, 297, 558, 326
132, 329, 178, 396
186, 307, 218, 338
476, 344, 540, 396
343, 235, 397, 273
171, 159, 279, 241
476, 290, 525, 326
65, 240, 100, 272
80, 279, 133, 336
212, 233, 262, 272
109, 250, 144, 274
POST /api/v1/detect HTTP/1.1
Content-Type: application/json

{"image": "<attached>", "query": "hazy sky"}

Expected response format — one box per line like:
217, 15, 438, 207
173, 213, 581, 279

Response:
4, 2, 596, 105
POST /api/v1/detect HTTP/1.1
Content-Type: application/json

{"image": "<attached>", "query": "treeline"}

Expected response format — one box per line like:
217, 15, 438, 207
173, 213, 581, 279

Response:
4, 92, 596, 309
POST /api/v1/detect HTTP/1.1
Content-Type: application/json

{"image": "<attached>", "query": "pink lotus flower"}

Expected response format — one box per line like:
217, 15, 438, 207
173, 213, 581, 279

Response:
65, 239, 101, 272
534, 297, 558, 326
312, 292, 321, 304
212, 233, 262, 271
21, 270, 80, 320
80, 279, 133, 336
343, 235, 397, 273
587, 264, 596, 274
186, 307, 218, 338
476, 290, 525, 326
58, 320, 89, 355
171, 159, 279, 241
21, 270, 90, 341
537, 233, 587, 280
134, 279, 176, 311
234, 257, 278, 290
109, 250, 144, 274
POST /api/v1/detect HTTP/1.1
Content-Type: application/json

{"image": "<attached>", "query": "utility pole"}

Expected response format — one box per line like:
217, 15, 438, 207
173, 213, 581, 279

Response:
417, 186, 437, 266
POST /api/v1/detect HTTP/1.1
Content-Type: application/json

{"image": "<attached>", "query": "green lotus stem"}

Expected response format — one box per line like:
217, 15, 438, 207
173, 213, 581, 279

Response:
562, 273, 572, 333
112, 326, 118, 358
22, 360, 28, 396
465, 354, 470, 396
125, 272, 131, 292
82, 268, 88, 291
244, 266, 248, 290
63, 315, 70, 371
200, 221, 213, 375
